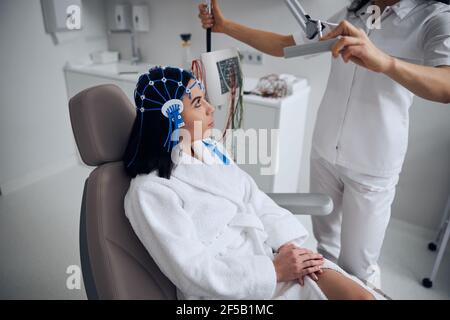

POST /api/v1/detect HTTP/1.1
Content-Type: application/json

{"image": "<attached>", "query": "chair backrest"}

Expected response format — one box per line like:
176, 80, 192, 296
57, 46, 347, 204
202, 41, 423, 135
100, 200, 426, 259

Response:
69, 84, 177, 300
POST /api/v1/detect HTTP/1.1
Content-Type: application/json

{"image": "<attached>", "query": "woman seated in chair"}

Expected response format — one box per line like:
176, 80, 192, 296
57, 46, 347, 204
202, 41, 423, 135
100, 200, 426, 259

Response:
123, 66, 385, 300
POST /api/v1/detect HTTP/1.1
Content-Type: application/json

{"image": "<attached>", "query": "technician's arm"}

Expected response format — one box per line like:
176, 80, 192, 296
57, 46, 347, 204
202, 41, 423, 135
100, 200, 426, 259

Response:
198, 0, 295, 57
384, 61, 450, 104
223, 21, 295, 57
322, 20, 450, 104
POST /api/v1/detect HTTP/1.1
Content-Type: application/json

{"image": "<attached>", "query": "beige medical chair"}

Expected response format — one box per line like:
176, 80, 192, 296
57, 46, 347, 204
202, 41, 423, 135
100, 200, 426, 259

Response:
68, 84, 333, 300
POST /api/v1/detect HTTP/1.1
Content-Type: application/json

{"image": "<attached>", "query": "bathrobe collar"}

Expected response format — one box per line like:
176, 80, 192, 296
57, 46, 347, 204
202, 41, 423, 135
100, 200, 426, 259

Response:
172, 152, 248, 209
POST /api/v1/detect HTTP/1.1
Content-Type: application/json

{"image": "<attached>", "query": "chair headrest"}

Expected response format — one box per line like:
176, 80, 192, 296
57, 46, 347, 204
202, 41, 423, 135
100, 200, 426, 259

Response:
69, 84, 136, 166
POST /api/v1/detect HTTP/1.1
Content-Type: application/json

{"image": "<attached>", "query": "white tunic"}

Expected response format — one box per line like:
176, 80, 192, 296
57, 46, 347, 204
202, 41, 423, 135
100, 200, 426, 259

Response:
293, 0, 450, 177
124, 143, 385, 300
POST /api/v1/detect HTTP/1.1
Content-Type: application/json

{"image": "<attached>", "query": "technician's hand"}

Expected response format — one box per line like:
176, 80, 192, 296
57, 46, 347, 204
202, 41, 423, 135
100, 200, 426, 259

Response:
198, 0, 228, 33
321, 20, 394, 73
273, 243, 324, 286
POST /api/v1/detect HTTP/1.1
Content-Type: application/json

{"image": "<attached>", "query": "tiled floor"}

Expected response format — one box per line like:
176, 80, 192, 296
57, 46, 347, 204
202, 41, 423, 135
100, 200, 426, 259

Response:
0, 164, 449, 299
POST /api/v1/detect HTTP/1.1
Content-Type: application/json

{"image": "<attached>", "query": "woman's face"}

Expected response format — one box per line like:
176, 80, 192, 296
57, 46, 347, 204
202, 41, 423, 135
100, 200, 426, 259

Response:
181, 79, 215, 141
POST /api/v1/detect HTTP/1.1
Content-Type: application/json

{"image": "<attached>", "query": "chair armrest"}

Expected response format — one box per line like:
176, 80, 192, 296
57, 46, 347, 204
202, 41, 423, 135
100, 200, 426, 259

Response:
267, 193, 333, 216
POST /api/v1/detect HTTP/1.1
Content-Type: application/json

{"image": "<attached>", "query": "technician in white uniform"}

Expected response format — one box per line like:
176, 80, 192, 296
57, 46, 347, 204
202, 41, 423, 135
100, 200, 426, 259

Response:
199, 0, 450, 288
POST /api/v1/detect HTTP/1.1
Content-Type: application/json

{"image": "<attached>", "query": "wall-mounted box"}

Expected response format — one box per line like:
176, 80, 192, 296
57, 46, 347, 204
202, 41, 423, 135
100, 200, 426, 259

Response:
41, 0, 82, 32
132, 5, 150, 32
109, 4, 132, 31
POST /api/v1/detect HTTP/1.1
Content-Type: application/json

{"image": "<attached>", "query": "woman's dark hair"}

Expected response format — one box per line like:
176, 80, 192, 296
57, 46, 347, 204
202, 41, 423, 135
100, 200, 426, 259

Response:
348, 0, 449, 13
123, 66, 195, 179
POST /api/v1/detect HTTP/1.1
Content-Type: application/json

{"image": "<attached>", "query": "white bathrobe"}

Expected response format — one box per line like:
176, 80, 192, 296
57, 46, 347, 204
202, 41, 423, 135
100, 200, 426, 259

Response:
124, 141, 386, 300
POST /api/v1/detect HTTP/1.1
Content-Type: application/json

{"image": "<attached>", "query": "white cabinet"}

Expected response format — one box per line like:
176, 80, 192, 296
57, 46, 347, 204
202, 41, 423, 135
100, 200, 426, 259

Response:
64, 68, 138, 102
132, 5, 150, 32
109, 4, 132, 31
107, 4, 150, 32
236, 81, 311, 193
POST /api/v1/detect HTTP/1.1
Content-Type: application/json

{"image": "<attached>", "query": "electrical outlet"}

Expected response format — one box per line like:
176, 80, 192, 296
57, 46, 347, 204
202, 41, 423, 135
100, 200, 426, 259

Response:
241, 50, 263, 65
255, 52, 263, 65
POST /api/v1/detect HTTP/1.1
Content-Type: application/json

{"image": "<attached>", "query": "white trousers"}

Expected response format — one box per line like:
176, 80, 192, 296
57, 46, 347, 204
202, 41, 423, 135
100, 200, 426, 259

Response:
310, 153, 399, 288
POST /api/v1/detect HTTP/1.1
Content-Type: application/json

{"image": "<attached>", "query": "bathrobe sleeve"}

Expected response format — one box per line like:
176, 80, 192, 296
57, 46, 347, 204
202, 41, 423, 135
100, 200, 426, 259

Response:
246, 174, 309, 252
124, 181, 277, 300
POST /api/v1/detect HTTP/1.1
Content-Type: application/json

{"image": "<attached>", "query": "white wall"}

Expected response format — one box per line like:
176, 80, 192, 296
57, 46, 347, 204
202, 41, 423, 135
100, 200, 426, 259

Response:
393, 97, 450, 229
0, 0, 447, 300
106, 0, 450, 230
0, 0, 108, 194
